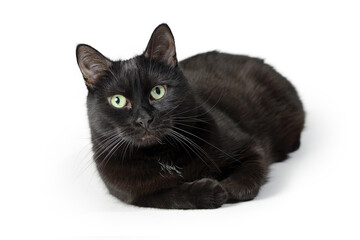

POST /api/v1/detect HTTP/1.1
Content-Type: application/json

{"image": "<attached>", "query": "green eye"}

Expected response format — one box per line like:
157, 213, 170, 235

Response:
110, 94, 127, 108
150, 85, 166, 100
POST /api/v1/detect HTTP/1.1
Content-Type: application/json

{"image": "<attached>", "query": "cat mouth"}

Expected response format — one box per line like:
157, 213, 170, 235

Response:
140, 134, 153, 141
135, 130, 161, 146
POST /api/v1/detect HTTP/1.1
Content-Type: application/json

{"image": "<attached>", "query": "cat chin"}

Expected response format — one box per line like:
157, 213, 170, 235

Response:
132, 132, 163, 147
135, 138, 160, 148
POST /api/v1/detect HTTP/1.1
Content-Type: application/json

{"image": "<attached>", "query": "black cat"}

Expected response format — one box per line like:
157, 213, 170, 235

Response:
76, 24, 305, 209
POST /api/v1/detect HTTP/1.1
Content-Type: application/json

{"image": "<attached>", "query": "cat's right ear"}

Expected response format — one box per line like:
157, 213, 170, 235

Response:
76, 44, 112, 90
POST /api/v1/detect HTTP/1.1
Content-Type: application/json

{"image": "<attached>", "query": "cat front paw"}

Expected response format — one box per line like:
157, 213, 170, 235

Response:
187, 178, 228, 209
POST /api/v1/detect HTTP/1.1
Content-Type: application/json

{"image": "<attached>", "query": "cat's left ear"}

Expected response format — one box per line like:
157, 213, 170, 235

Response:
144, 24, 177, 68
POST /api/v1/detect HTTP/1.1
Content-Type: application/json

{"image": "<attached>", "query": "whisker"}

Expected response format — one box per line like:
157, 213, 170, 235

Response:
174, 92, 224, 121
78, 131, 121, 174
172, 116, 210, 124
172, 121, 213, 133
98, 138, 127, 170
165, 131, 199, 165
93, 134, 123, 163
168, 129, 220, 171
172, 126, 238, 163
171, 89, 217, 118
121, 141, 132, 162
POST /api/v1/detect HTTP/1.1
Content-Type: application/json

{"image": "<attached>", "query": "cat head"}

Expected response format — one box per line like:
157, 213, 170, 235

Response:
76, 24, 196, 148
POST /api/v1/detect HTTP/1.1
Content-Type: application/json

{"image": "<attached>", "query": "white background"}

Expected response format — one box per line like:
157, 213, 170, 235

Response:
1, 0, 359, 239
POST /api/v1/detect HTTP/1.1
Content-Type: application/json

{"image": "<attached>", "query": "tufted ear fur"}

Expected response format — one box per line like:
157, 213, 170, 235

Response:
76, 44, 112, 89
144, 24, 177, 68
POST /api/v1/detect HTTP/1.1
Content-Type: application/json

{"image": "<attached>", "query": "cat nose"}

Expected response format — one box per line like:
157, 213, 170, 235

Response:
136, 116, 153, 129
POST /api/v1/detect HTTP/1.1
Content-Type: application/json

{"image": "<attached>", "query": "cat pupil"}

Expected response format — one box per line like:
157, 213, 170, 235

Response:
115, 97, 120, 104
155, 87, 160, 95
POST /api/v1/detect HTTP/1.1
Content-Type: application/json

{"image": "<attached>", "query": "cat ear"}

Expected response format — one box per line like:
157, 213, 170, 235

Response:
144, 24, 177, 68
76, 44, 112, 89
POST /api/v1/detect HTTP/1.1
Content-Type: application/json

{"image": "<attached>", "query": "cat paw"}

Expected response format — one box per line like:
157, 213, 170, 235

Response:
187, 178, 228, 209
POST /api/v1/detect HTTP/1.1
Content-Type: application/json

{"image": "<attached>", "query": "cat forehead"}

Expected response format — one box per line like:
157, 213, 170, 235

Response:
107, 59, 152, 92
121, 59, 137, 72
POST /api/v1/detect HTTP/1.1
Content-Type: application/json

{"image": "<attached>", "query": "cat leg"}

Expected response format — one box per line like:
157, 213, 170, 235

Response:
221, 149, 268, 202
132, 178, 228, 209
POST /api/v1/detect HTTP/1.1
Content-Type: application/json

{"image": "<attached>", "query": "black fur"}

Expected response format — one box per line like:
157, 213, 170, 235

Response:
76, 24, 305, 209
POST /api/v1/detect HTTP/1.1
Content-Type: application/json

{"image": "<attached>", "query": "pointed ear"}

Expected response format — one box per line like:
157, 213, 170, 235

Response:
76, 44, 112, 89
144, 24, 177, 68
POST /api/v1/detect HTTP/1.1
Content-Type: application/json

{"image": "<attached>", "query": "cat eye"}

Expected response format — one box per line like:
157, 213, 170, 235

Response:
150, 85, 166, 100
110, 94, 127, 108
